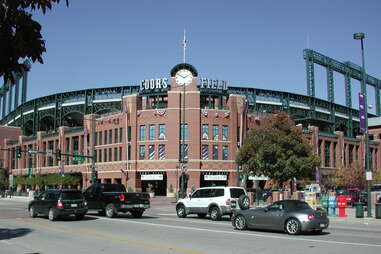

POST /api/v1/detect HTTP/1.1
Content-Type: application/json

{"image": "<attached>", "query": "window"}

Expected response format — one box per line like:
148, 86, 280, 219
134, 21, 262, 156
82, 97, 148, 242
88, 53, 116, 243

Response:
120, 128, 123, 143
114, 147, 118, 161
213, 145, 218, 160
149, 125, 156, 140
237, 127, 240, 143
180, 144, 189, 161
180, 124, 188, 141
202, 124, 209, 140
222, 146, 228, 160
222, 126, 229, 141
324, 142, 330, 167
109, 130, 112, 144
104, 130, 107, 144
114, 128, 118, 143
213, 125, 219, 141
139, 125, 146, 141
159, 124, 166, 140
200, 189, 211, 198
139, 145, 146, 160
201, 145, 209, 160
119, 147, 123, 161
103, 149, 107, 162
158, 144, 166, 160
95, 132, 98, 146
149, 145, 155, 160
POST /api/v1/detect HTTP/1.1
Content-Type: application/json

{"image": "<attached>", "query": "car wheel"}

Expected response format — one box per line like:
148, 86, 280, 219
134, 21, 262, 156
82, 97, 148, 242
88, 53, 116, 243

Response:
176, 204, 187, 218
285, 218, 301, 235
197, 213, 206, 218
75, 213, 85, 220
209, 207, 221, 221
233, 215, 247, 230
131, 211, 143, 218
238, 195, 250, 210
105, 203, 116, 218
48, 208, 57, 221
29, 206, 37, 218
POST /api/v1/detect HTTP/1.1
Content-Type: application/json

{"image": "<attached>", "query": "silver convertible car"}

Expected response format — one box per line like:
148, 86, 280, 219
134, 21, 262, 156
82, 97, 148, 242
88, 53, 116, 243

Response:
232, 200, 329, 235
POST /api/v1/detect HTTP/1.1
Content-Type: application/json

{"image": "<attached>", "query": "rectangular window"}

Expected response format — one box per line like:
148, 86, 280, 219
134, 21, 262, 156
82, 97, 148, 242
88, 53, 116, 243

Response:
222, 126, 229, 141
324, 142, 330, 167
94, 150, 98, 163
127, 145, 131, 160
104, 130, 107, 145
158, 144, 166, 160
159, 124, 166, 140
222, 146, 228, 160
109, 130, 112, 144
180, 144, 189, 161
95, 132, 98, 146
114, 128, 118, 143
139, 145, 146, 160
180, 124, 188, 141
202, 124, 209, 140
114, 147, 118, 161
120, 128, 123, 143
213, 145, 218, 160
149, 125, 156, 140
99, 131, 102, 145
201, 145, 209, 160
139, 125, 146, 141
149, 145, 155, 160
213, 125, 219, 141
104, 149, 107, 162
109, 148, 112, 162
119, 147, 123, 161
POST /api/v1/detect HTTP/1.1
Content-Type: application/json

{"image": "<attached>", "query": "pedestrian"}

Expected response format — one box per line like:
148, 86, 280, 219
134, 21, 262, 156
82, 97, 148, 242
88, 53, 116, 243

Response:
8, 187, 13, 198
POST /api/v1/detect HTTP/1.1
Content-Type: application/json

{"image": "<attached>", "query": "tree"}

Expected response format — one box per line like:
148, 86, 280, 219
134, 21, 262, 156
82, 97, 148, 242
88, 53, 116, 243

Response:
236, 112, 320, 188
0, 0, 68, 82
333, 160, 365, 189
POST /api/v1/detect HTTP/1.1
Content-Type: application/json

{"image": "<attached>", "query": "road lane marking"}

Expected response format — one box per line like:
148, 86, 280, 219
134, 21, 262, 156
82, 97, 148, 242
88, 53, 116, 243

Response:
14, 218, 205, 254
92, 216, 381, 248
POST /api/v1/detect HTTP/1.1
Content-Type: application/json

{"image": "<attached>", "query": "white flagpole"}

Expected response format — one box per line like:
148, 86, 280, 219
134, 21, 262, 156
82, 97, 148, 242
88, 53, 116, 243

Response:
183, 29, 186, 63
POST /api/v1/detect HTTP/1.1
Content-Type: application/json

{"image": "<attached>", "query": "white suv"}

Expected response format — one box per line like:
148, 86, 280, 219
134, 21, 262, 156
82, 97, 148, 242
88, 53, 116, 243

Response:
176, 186, 250, 221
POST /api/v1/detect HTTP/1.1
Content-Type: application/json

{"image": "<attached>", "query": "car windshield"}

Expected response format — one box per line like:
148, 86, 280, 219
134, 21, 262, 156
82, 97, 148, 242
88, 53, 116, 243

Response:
230, 188, 245, 198
61, 191, 84, 200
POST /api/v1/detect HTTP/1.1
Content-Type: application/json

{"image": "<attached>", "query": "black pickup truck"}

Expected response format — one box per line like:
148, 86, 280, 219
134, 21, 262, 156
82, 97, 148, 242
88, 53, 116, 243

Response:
83, 183, 150, 218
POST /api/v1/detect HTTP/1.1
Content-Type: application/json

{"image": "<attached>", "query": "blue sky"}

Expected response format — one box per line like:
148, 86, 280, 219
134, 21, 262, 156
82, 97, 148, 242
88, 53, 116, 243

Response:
29, 0, 381, 113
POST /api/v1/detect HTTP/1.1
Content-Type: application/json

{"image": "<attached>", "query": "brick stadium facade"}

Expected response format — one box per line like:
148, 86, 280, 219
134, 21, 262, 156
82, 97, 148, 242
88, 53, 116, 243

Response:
1, 63, 381, 196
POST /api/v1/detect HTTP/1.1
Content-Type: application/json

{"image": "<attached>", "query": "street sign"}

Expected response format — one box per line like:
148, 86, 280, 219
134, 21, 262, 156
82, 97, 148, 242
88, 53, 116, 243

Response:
46, 149, 53, 157
9, 174, 13, 187
181, 164, 188, 174
28, 149, 38, 154
73, 156, 85, 162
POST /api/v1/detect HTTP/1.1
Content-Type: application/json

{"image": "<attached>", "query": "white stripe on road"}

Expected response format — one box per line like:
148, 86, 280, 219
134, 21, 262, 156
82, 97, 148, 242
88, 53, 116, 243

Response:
91, 216, 381, 248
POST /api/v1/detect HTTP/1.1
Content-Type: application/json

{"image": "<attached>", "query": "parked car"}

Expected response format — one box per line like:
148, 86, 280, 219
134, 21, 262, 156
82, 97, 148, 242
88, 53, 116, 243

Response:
232, 200, 329, 235
83, 183, 150, 218
28, 189, 88, 221
176, 186, 250, 221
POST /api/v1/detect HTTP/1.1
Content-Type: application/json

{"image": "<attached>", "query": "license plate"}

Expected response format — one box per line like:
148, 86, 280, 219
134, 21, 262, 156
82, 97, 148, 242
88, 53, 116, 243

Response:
319, 223, 325, 227
71, 204, 78, 208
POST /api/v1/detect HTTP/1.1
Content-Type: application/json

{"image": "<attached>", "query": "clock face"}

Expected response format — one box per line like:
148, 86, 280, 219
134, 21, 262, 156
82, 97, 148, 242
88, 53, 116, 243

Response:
175, 69, 193, 86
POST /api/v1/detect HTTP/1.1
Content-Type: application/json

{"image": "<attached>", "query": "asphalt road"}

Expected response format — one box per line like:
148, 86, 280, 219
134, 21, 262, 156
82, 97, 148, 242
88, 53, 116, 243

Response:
1, 198, 381, 254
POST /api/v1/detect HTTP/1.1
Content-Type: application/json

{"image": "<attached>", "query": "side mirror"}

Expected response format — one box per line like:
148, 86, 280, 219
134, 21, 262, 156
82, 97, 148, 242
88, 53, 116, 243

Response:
188, 193, 192, 199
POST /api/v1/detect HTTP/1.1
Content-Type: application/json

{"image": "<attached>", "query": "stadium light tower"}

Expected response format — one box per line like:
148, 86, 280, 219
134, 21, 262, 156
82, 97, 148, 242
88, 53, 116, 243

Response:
353, 32, 372, 217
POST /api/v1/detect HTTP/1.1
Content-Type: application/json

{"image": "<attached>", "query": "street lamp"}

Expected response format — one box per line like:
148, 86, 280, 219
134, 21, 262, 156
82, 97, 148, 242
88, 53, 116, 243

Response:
353, 32, 372, 217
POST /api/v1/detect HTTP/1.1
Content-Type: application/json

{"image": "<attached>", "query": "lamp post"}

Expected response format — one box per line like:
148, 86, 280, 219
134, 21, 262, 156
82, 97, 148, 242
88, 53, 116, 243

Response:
353, 32, 372, 217
83, 116, 98, 184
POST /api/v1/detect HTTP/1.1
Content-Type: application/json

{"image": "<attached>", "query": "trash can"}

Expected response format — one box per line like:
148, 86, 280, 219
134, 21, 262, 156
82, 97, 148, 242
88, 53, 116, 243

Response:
355, 202, 364, 218
321, 195, 329, 213
376, 202, 381, 219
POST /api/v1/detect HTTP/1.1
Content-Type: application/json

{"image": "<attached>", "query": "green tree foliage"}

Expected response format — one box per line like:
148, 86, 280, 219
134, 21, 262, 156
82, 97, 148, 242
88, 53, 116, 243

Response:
236, 112, 320, 188
374, 170, 381, 184
14, 173, 80, 188
0, 0, 68, 82
333, 160, 365, 189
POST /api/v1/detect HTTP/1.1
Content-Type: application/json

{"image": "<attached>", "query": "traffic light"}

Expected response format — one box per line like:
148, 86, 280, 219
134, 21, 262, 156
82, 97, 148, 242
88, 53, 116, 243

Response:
56, 149, 61, 161
16, 146, 21, 158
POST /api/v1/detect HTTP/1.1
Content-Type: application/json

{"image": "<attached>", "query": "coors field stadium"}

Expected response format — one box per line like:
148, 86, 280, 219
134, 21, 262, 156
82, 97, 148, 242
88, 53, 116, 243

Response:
1, 49, 381, 196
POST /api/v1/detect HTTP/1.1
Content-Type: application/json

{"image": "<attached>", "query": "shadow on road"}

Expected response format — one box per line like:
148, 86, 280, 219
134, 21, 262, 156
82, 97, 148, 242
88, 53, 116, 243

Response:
0, 227, 33, 240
